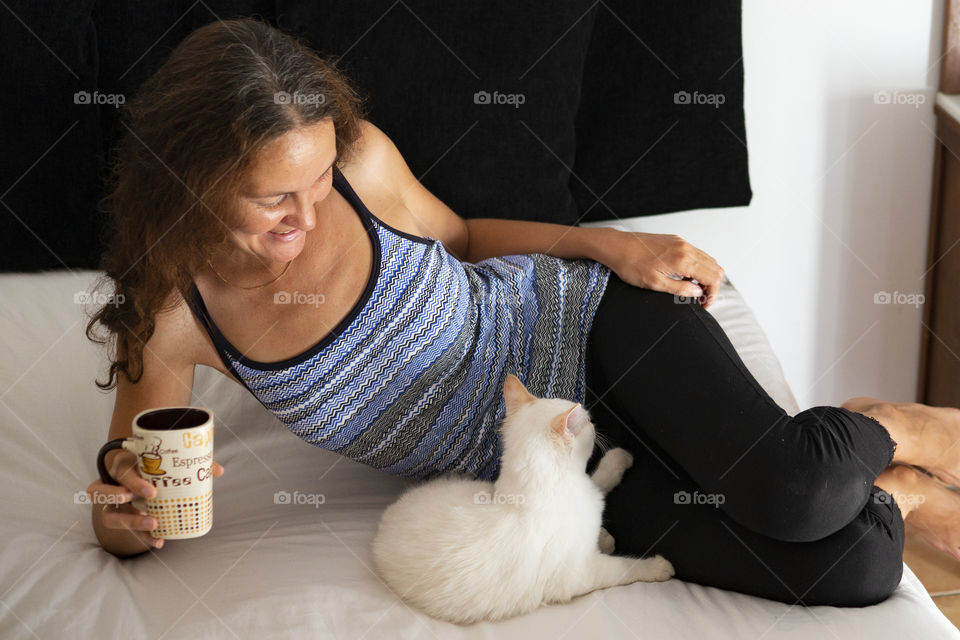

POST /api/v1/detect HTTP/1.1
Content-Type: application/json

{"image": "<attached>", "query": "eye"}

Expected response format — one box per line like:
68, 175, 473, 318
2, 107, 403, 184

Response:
260, 194, 286, 209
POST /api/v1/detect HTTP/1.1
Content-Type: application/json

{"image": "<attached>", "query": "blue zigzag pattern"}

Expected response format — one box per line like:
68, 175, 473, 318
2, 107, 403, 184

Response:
196, 171, 611, 481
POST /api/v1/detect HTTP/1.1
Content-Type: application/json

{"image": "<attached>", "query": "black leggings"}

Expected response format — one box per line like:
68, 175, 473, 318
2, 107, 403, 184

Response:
583, 272, 903, 607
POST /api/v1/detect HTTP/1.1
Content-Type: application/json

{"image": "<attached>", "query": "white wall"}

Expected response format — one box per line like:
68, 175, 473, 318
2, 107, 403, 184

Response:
582, 0, 942, 409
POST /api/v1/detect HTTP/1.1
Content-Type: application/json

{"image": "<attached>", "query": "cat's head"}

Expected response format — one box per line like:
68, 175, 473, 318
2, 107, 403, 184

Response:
499, 373, 596, 466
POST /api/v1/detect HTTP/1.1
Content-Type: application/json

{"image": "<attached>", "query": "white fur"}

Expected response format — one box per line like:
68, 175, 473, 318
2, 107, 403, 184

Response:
371, 375, 674, 624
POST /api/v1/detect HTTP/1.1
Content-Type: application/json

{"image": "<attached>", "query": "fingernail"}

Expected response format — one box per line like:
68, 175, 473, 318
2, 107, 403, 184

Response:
142, 517, 155, 529
142, 485, 155, 498
691, 287, 703, 297
154, 539, 164, 549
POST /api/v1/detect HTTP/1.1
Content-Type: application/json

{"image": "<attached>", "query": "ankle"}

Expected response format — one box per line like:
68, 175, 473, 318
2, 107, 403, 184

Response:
875, 465, 924, 518
853, 402, 917, 465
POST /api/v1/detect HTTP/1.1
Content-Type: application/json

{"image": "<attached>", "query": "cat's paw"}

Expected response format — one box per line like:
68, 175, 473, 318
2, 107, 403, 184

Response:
647, 555, 675, 582
597, 527, 615, 554
604, 447, 633, 471
632, 555, 674, 583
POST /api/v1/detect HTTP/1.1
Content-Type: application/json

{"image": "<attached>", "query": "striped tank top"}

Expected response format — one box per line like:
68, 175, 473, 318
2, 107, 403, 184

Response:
186, 167, 612, 481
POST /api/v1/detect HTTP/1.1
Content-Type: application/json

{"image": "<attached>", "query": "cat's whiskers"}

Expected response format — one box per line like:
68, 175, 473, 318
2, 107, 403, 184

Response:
593, 429, 613, 455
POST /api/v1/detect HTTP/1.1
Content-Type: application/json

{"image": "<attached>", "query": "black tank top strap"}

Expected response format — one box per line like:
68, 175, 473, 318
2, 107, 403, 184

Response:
185, 281, 244, 375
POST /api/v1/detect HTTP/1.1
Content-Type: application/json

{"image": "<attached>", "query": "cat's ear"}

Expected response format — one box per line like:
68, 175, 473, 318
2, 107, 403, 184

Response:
551, 403, 583, 445
503, 373, 536, 414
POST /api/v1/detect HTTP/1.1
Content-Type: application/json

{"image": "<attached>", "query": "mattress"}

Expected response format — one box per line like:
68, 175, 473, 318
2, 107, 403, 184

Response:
0, 270, 956, 639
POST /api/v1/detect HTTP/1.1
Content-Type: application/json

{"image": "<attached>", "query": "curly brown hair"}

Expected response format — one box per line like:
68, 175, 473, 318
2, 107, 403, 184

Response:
86, 17, 367, 390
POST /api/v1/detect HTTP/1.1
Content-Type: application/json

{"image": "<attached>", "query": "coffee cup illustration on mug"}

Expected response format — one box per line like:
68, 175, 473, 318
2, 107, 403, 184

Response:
96, 407, 214, 540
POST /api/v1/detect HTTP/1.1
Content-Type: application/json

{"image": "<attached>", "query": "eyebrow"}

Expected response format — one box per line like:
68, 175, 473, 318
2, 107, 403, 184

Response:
253, 156, 337, 198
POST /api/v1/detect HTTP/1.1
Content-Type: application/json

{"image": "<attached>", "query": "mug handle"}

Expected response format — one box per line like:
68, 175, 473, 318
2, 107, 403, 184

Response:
96, 437, 138, 486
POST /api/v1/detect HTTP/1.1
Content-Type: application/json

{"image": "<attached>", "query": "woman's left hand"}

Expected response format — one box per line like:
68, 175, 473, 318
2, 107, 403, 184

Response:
596, 229, 725, 310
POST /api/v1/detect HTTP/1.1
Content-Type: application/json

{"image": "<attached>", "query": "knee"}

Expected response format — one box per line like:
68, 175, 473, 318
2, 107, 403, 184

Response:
802, 509, 904, 606
727, 473, 861, 543
724, 407, 874, 542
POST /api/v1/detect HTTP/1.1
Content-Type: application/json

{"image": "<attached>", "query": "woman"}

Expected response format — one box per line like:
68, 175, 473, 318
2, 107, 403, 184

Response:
85, 18, 960, 607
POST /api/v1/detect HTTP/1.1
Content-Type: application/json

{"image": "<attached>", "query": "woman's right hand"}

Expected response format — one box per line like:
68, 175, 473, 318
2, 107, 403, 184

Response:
87, 448, 164, 556
88, 448, 226, 557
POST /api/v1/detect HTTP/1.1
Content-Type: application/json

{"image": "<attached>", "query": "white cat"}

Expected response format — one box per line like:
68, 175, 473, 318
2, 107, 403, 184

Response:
371, 373, 674, 624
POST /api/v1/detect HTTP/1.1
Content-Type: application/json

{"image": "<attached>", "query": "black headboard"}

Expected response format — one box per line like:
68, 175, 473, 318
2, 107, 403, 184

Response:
0, 0, 750, 271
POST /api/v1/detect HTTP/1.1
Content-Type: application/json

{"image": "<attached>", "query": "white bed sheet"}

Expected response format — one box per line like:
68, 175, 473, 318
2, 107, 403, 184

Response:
0, 270, 956, 639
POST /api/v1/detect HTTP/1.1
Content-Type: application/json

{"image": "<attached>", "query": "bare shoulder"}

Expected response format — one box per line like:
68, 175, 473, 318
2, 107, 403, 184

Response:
340, 120, 405, 192
337, 119, 469, 258
149, 287, 220, 373
337, 120, 422, 234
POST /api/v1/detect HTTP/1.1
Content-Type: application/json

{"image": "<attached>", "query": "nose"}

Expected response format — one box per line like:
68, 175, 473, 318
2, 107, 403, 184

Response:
286, 194, 317, 232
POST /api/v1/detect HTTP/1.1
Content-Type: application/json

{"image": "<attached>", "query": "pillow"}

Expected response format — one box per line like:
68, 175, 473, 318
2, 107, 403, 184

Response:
571, 0, 752, 222
279, 0, 598, 225
0, 0, 101, 270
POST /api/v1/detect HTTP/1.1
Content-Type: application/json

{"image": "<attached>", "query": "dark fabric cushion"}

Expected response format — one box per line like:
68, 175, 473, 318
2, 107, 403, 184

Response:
278, 0, 597, 225
0, 0, 271, 271
571, 0, 752, 222
0, 2, 750, 271
0, 0, 101, 270
93, 0, 274, 168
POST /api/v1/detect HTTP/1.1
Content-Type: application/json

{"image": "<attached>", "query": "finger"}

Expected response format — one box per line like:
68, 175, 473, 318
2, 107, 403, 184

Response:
660, 274, 704, 299
101, 505, 165, 549
87, 482, 136, 508
695, 277, 721, 309
102, 502, 154, 532
681, 244, 723, 289
110, 454, 157, 499
685, 262, 723, 298
212, 461, 225, 477
680, 268, 723, 309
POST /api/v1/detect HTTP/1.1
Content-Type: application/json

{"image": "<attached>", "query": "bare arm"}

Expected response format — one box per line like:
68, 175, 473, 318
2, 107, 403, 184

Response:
87, 294, 223, 557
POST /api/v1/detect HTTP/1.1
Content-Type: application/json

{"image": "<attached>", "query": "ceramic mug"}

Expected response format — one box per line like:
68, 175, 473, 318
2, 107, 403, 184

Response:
97, 407, 214, 540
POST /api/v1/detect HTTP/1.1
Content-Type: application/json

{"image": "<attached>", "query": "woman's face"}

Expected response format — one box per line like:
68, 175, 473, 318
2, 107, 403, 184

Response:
227, 119, 337, 267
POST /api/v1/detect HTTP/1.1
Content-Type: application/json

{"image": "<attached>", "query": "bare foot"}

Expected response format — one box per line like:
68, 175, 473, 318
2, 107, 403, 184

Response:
841, 396, 960, 487
877, 465, 960, 561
